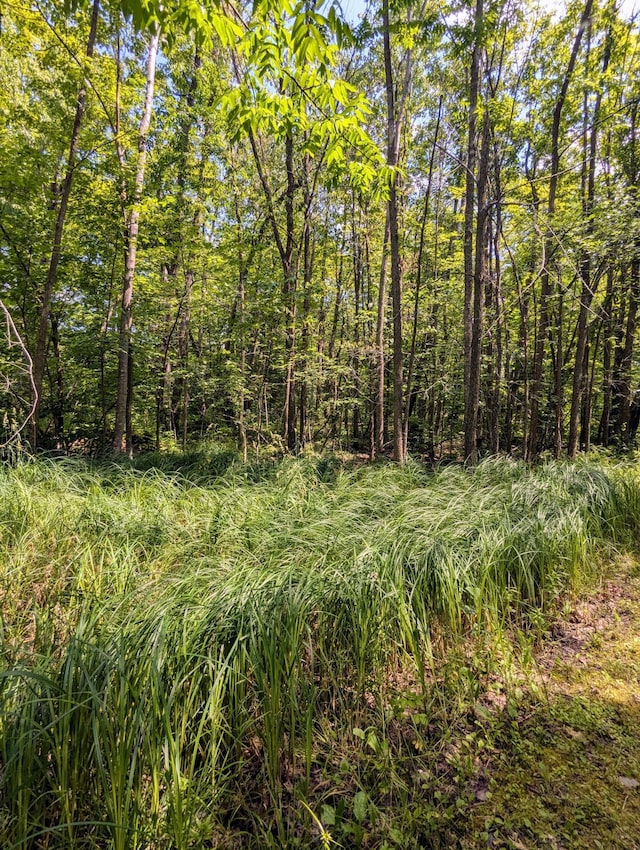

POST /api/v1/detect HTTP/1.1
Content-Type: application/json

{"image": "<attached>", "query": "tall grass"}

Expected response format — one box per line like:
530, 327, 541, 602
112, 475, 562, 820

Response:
0, 452, 638, 847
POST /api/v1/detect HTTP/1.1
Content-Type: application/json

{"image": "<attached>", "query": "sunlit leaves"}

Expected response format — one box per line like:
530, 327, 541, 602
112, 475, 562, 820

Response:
214, 1, 385, 193
67, 0, 384, 194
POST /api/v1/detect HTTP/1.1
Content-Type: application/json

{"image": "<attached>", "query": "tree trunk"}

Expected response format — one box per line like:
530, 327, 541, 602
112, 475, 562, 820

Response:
617, 258, 640, 444
299, 155, 314, 449
597, 268, 615, 445
238, 266, 248, 462
247, 129, 299, 451
568, 20, 610, 458
404, 97, 442, 456
554, 289, 564, 457
375, 214, 390, 457
463, 0, 483, 464
528, 0, 593, 460
112, 31, 160, 454
471, 104, 490, 460
382, 0, 408, 463
179, 271, 192, 450
31, 0, 100, 447
491, 150, 506, 454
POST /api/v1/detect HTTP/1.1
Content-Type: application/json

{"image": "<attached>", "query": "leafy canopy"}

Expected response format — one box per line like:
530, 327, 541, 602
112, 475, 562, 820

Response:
67, 0, 387, 193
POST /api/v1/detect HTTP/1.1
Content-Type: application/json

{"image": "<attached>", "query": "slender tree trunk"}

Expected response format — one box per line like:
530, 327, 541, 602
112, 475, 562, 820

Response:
362, 225, 376, 457
554, 289, 564, 457
247, 129, 299, 451
568, 21, 610, 458
382, 0, 408, 463
350, 196, 362, 448
155, 275, 177, 452
238, 267, 248, 462
426, 174, 443, 462
126, 342, 134, 456
404, 97, 442, 456
463, 0, 483, 464
179, 271, 192, 450
517, 274, 530, 457
100, 237, 118, 450
610, 286, 628, 432
233, 199, 249, 462
520, 148, 540, 459
167, 48, 200, 449
583, 317, 602, 452
375, 215, 390, 457
31, 0, 100, 447
598, 267, 614, 445
472, 104, 490, 460
615, 92, 639, 444
617, 258, 640, 444
112, 31, 160, 454
282, 134, 298, 451
491, 155, 506, 454
528, 0, 593, 460
299, 155, 314, 449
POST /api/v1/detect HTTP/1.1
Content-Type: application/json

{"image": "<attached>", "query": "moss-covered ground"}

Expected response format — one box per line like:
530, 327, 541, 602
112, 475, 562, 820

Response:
457, 555, 640, 849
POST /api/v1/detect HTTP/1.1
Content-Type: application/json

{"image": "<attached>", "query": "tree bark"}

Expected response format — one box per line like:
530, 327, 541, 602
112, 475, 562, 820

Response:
375, 214, 390, 457
463, 0, 483, 464
112, 31, 160, 455
382, 0, 409, 463
298, 154, 314, 449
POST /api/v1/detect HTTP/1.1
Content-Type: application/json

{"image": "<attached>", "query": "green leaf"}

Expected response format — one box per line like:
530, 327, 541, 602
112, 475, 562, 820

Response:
320, 804, 336, 826
353, 790, 367, 823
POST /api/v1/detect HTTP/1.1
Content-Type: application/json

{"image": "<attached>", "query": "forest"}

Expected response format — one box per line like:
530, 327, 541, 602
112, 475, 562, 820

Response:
0, 0, 638, 463
2, 1, 640, 849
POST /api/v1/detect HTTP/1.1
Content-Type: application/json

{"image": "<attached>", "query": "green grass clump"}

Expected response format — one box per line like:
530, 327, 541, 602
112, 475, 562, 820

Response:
0, 453, 638, 848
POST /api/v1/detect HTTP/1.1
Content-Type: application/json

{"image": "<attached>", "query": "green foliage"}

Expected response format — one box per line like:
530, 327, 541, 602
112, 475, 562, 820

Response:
2, 0, 639, 457
1, 454, 639, 846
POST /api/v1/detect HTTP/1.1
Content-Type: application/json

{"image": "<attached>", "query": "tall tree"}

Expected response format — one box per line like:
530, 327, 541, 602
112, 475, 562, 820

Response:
112, 29, 160, 455
31, 0, 100, 447
527, 0, 594, 460
463, 0, 484, 465
568, 9, 612, 458
382, 0, 418, 462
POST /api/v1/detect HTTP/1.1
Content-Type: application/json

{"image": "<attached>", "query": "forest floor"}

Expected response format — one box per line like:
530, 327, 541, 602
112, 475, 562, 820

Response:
454, 554, 640, 849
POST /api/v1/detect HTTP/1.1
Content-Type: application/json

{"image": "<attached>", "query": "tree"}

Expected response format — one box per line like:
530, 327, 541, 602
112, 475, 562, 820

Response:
28, 0, 100, 447
112, 29, 160, 455
1, 0, 639, 461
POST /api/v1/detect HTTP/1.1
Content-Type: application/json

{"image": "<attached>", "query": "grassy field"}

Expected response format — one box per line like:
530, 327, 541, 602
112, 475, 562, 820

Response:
1, 450, 639, 849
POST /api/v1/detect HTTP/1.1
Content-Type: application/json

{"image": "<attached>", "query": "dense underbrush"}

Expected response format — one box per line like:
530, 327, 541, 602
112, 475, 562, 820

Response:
1, 452, 639, 848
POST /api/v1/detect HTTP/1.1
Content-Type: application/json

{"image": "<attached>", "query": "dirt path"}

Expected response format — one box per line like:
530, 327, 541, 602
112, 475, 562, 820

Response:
464, 556, 640, 849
